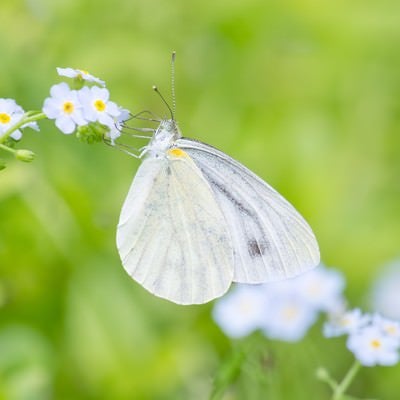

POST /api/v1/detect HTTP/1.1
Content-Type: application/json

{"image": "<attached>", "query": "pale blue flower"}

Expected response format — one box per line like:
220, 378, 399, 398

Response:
0, 98, 25, 140
372, 314, 400, 342
347, 325, 400, 367
57, 67, 105, 86
323, 308, 370, 338
213, 264, 347, 342
43, 83, 86, 134
212, 285, 266, 338
296, 264, 346, 312
79, 86, 120, 128
261, 296, 317, 342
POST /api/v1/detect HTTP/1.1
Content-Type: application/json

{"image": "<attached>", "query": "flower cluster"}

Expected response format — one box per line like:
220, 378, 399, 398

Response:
0, 67, 130, 168
0, 99, 40, 165
324, 309, 400, 367
213, 264, 345, 341
0, 99, 39, 141
42, 67, 129, 143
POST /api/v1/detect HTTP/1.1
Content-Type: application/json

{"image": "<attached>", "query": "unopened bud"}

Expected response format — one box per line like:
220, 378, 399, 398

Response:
76, 122, 105, 144
15, 149, 35, 162
70, 78, 85, 90
315, 367, 329, 381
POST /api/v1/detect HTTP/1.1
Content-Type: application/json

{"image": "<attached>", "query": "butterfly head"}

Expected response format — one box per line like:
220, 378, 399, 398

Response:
144, 119, 182, 158
115, 53, 181, 159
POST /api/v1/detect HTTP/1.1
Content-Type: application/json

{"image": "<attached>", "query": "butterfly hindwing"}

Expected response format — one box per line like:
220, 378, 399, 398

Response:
176, 138, 320, 283
117, 152, 234, 304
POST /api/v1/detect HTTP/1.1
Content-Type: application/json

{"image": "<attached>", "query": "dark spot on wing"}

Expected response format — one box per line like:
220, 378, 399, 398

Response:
201, 171, 252, 217
166, 166, 171, 175
248, 239, 268, 258
180, 144, 281, 266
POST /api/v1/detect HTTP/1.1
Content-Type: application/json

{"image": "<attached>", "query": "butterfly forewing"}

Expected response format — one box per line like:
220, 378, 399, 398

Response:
176, 138, 320, 283
117, 152, 234, 304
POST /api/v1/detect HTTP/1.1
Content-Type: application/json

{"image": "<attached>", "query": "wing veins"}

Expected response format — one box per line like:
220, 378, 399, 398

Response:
170, 160, 226, 300
169, 169, 195, 303
200, 166, 288, 271
180, 139, 315, 236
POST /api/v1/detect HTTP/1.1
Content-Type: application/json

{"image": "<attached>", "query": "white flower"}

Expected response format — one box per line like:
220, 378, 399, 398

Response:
347, 326, 400, 367
372, 314, 400, 342
79, 86, 120, 128
106, 108, 131, 143
370, 260, 400, 320
213, 264, 346, 342
0, 98, 25, 140
57, 67, 105, 86
323, 308, 370, 338
212, 285, 266, 338
43, 83, 86, 134
261, 296, 317, 342
296, 264, 346, 312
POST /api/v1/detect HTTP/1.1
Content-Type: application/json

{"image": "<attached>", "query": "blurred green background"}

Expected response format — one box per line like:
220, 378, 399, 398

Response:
1, 0, 400, 399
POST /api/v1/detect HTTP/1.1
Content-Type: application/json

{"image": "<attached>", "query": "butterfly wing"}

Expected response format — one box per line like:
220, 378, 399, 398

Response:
117, 152, 234, 304
176, 138, 320, 284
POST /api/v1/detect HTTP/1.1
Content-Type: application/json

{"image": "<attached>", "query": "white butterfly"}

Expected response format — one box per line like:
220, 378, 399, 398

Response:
116, 118, 320, 305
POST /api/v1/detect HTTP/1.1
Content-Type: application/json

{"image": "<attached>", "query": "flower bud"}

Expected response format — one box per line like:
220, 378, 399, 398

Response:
76, 122, 106, 144
15, 149, 35, 162
70, 78, 85, 90
315, 367, 330, 381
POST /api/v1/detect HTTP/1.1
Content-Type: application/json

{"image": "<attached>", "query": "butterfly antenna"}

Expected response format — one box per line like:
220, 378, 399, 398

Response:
171, 51, 176, 119
153, 85, 174, 120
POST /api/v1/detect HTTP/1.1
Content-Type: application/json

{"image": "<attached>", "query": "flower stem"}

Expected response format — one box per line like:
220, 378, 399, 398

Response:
0, 112, 47, 145
0, 143, 16, 154
209, 345, 245, 400
332, 360, 361, 400
316, 367, 338, 391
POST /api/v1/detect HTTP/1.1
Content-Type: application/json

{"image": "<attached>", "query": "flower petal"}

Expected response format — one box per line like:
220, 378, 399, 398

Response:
106, 101, 120, 117
50, 82, 71, 98
10, 130, 22, 140
55, 116, 75, 134
57, 67, 77, 78
98, 113, 114, 127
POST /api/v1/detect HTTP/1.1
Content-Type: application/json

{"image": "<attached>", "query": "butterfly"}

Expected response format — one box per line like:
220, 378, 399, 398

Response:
116, 117, 320, 305
115, 55, 319, 305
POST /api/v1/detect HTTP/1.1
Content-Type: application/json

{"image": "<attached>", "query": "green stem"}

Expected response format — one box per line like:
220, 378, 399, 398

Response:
0, 143, 16, 154
209, 345, 245, 400
332, 360, 361, 400
0, 112, 47, 144
316, 369, 338, 391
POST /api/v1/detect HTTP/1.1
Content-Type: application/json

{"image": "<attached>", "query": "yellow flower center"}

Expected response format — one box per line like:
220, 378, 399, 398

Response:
307, 282, 321, 295
63, 101, 74, 114
385, 326, 397, 335
94, 99, 106, 112
0, 113, 11, 124
370, 339, 381, 349
238, 300, 253, 315
282, 306, 298, 320
340, 317, 350, 327
76, 69, 90, 80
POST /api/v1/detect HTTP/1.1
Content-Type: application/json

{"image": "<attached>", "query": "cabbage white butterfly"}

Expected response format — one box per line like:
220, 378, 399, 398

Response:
116, 54, 320, 305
